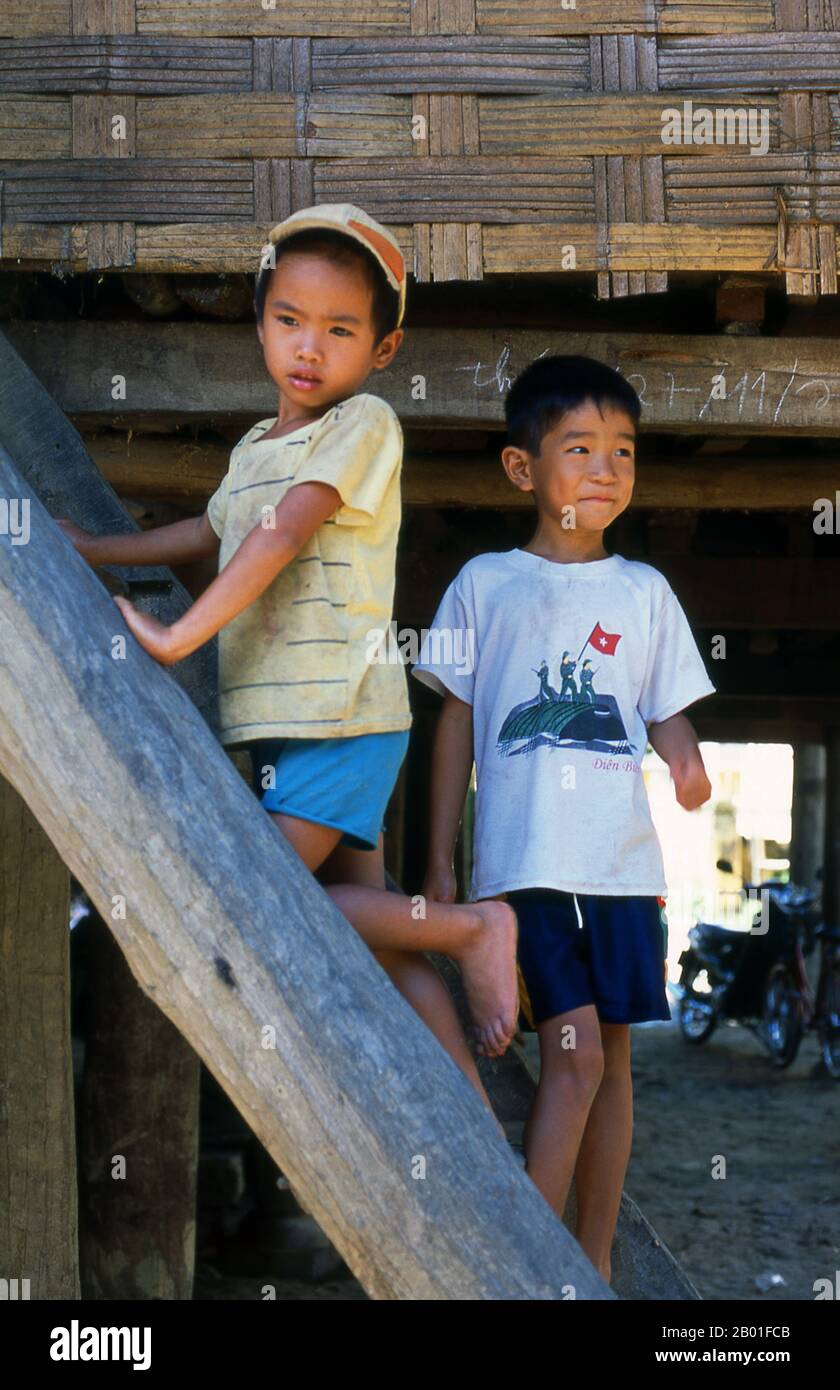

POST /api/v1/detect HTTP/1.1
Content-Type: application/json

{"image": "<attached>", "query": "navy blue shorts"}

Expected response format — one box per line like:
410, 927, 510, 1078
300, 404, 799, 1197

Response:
506, 888, 671, 1028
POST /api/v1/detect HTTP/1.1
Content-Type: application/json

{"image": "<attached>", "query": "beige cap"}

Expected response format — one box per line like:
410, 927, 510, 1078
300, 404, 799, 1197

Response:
266, 203, 406, 327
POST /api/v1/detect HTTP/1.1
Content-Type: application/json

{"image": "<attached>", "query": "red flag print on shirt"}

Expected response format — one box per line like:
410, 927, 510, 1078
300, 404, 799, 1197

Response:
587, 622, 622, 656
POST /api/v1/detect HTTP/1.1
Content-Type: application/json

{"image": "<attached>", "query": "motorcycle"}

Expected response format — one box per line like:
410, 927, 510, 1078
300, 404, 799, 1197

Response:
676, 864, 840, 1076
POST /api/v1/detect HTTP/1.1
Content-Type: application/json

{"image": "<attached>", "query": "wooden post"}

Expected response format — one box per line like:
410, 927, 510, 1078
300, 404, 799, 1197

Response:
78, 915, 200, 1299
824, 731, 840, 935
0, 775, 78, 1300
790, 743, 827, 895
0, 451, 612, 1301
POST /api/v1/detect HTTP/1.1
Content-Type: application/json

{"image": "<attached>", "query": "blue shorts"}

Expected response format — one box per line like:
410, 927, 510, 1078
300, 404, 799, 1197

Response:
246, 730, 410, 851
506, 888, 671, 1028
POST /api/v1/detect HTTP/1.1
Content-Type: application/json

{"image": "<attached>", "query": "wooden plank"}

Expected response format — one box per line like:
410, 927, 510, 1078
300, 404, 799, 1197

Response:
135, 1, 411, 37
480, 95, 779, 157
137, 94, 297, 157
0, 326, 218, 725
311, 36, 590, 90
660, 33, 840, 88
0, 37, 255, 94
0, 96, 70, 159
0, 450, 612, 1303
0, 776, 77, 1301
82, 432, 840, 515
15, 323, 840, 436
0, 2, 71, 36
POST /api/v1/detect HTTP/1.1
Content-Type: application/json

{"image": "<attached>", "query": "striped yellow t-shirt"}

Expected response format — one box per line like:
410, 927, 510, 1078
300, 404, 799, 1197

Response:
206, 392, 411, 748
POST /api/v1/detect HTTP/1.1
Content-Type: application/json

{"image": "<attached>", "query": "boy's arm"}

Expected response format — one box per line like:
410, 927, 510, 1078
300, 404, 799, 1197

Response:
647, 711, 711, 811
112, 481, 342, 666
57, 510, 221, 569
424, 690, 474, 903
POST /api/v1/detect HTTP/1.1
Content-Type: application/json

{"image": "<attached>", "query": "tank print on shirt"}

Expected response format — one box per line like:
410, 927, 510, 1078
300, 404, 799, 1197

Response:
497, 622, 633, 757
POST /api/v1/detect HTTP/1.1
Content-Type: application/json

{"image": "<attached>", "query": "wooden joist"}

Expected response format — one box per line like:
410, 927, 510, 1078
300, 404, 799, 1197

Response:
0, 446, 612, 1301
397, 553, 840, 632
10, 323, 840, 436
79, 431, 840, 516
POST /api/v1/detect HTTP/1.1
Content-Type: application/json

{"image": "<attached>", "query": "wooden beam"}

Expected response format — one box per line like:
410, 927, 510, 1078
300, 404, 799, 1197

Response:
12, 323, 840, 436
80, 431, 840, 513
396, 553, 840, 632
0, 450, 612, 1301
0, 775, 78, 1300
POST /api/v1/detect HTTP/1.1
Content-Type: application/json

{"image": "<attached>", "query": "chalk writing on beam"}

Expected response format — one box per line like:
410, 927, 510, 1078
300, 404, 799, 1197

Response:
455, 346, 838, 423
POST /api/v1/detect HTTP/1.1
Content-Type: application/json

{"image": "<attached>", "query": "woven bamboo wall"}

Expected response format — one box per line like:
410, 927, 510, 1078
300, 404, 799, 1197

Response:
2, 0, 840, 296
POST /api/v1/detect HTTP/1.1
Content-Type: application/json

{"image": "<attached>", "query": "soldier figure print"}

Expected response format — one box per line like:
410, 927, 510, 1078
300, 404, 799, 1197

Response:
497, 622, 633, 756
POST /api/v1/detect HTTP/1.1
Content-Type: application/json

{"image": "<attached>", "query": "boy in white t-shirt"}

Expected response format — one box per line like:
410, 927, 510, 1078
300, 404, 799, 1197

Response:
413, 355, 714, 1283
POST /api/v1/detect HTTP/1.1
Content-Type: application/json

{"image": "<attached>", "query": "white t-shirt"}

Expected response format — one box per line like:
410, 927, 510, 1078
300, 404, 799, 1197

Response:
412, 549, 715, 900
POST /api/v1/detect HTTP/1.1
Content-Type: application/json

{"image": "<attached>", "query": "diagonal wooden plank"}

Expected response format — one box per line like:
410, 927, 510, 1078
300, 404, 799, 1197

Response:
0, 448, 612, 1302
0, 327, 217, 725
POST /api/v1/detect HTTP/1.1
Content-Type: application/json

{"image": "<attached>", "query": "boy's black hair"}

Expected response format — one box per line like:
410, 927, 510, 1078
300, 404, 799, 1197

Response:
254, 228, 401, 344
505, 354, 642, 456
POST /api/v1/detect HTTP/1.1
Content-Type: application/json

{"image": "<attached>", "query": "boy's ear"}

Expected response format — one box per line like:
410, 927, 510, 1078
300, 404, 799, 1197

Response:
256, 319, 264, 345
501, 445, 535, 494
371, 327, 404, 370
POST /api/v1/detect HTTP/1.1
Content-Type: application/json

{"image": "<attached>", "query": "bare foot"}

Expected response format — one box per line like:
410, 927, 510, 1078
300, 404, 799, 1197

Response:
456, 900, 519, 1057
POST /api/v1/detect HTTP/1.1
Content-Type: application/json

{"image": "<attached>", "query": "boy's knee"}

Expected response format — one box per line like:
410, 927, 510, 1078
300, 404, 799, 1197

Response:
545, 1036, 605, 1098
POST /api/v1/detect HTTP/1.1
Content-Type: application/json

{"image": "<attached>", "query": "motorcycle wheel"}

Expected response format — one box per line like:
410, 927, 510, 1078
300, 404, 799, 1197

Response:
818, 960, 840, 1081
762, 964, 803, 1068
678, 959, 717, 1044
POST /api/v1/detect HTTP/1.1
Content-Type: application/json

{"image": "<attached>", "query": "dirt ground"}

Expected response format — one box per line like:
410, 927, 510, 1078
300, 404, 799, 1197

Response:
194, 1005, 839, 1303
624, 1011, 840, 1302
